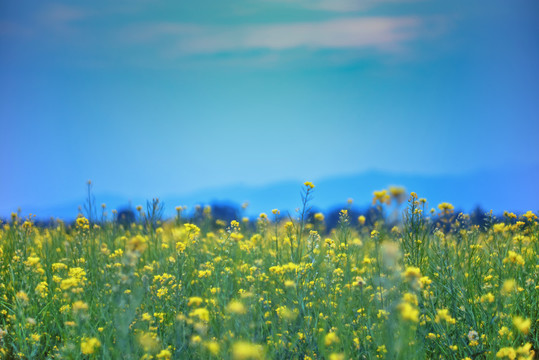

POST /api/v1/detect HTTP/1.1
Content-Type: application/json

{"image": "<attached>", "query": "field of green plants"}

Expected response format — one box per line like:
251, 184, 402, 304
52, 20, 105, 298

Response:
0, 183, 537, 359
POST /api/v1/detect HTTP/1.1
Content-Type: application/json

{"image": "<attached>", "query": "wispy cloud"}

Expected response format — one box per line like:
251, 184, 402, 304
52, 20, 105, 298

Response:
127, 17, 423, 56
1, 3, 90, 39
262, 0, 424, 12
0, 4, 96, 42
41, 4, 93, 24
2, 2, 443, 68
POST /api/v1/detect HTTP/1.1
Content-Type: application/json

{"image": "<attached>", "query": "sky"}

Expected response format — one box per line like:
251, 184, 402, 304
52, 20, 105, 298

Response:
1, 0, 539, 213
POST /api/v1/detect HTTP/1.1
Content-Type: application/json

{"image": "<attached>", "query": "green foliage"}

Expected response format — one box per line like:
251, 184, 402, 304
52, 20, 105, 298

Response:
0, 187, 537, 359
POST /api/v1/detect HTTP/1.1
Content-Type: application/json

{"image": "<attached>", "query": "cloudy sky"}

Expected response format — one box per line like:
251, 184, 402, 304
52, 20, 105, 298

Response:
1, 0, 538, 211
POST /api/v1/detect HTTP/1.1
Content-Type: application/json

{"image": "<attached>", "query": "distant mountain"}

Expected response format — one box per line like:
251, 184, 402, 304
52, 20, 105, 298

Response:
3, 166, 538, 220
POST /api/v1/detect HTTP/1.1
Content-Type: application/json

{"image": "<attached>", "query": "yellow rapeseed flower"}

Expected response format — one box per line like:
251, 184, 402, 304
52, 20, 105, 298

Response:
397, 301, 419, 323
304, 181, 315, 189
512, 316, 531, 335
81, 337, 101, 355
128, 235, 148, 253
232, 341, 264, 360
358, 215, 366, 225
284, 280, 296, 288
204, 341, 220, 355
502, 279, 516, 294
156, 349, 172, 360
496, 347, 516, 359
35, 282, 48, 298
329, 353, 345, 360
373, 190, 390, 205
435, 309, 456, 325
324, 332, 339, 346
419, 276, 432, 288
138, 332, 159, 353
189, 308, 210, 322
72, 300, 88, 313
403, 266, 421, 281
402, 293, 418, 306
24, 256, 40, 267
52, 263, 68, 271
76, 216, 90, 231
275, 306, 298, 321
522, 210, 537, 222
437, 202, 454, 214
227, 301, 247, 315
503, 251, 525, 266
188, 297, 203, 307
15, 291, 29, 303
516, 343, 534, 360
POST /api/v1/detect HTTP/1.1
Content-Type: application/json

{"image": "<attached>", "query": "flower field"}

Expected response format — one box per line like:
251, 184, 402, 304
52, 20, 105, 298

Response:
0, 184, 537, 359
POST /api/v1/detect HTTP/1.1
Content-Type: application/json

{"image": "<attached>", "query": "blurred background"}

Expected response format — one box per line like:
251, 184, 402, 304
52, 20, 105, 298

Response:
1, 0, 538, 219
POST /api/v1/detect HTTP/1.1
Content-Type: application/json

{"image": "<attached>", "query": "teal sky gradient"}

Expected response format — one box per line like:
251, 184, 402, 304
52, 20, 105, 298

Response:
1, 0, 538, 211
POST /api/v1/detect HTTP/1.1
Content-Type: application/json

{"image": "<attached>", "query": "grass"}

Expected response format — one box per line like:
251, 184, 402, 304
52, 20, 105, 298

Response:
0, 183, 537, 359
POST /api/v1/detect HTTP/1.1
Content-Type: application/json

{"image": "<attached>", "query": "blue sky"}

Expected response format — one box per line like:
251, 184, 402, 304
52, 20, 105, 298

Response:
1, 0, 539, 213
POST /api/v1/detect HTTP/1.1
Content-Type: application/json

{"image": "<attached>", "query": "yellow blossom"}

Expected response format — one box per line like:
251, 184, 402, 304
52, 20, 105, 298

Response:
304, 181, 315, 189
81, 337, 101, 355
138, 332, 160, 353
227, 301, 247, 315
189, 308, 210, 322
76, 216, 90, 230
358, 215, 366, 225
128, 234, 148, 253
403, 266, 421, 281
438, 202, 454, 215
504, 251, 525, 266
205, 341, 220, 356
496, 347, 516, 359
188, 297, 204, 307
397, 301, 419, 323
324, 332, 339, 346
232, 341, 264, 360
72, 300, 88, 313
35, 282, 48, 298
314, 212, 324, 221
522, 211, 537, 221
502, 279, 516, 294
435, 309, 456, 325
512, 316, 531, 335
15, 290, 29, 303
156, 349, 172, 360
373, 190, 390, 205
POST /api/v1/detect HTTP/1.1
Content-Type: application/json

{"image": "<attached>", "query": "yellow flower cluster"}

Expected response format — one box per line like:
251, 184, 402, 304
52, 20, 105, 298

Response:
81, 337, 101, 354
0, 188, 537, 359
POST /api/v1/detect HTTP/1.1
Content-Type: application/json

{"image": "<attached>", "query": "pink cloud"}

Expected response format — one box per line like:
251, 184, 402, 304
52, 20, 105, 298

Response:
261, 0, 425, 12
177, 17, 422, 54
124, 17, 423, 56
